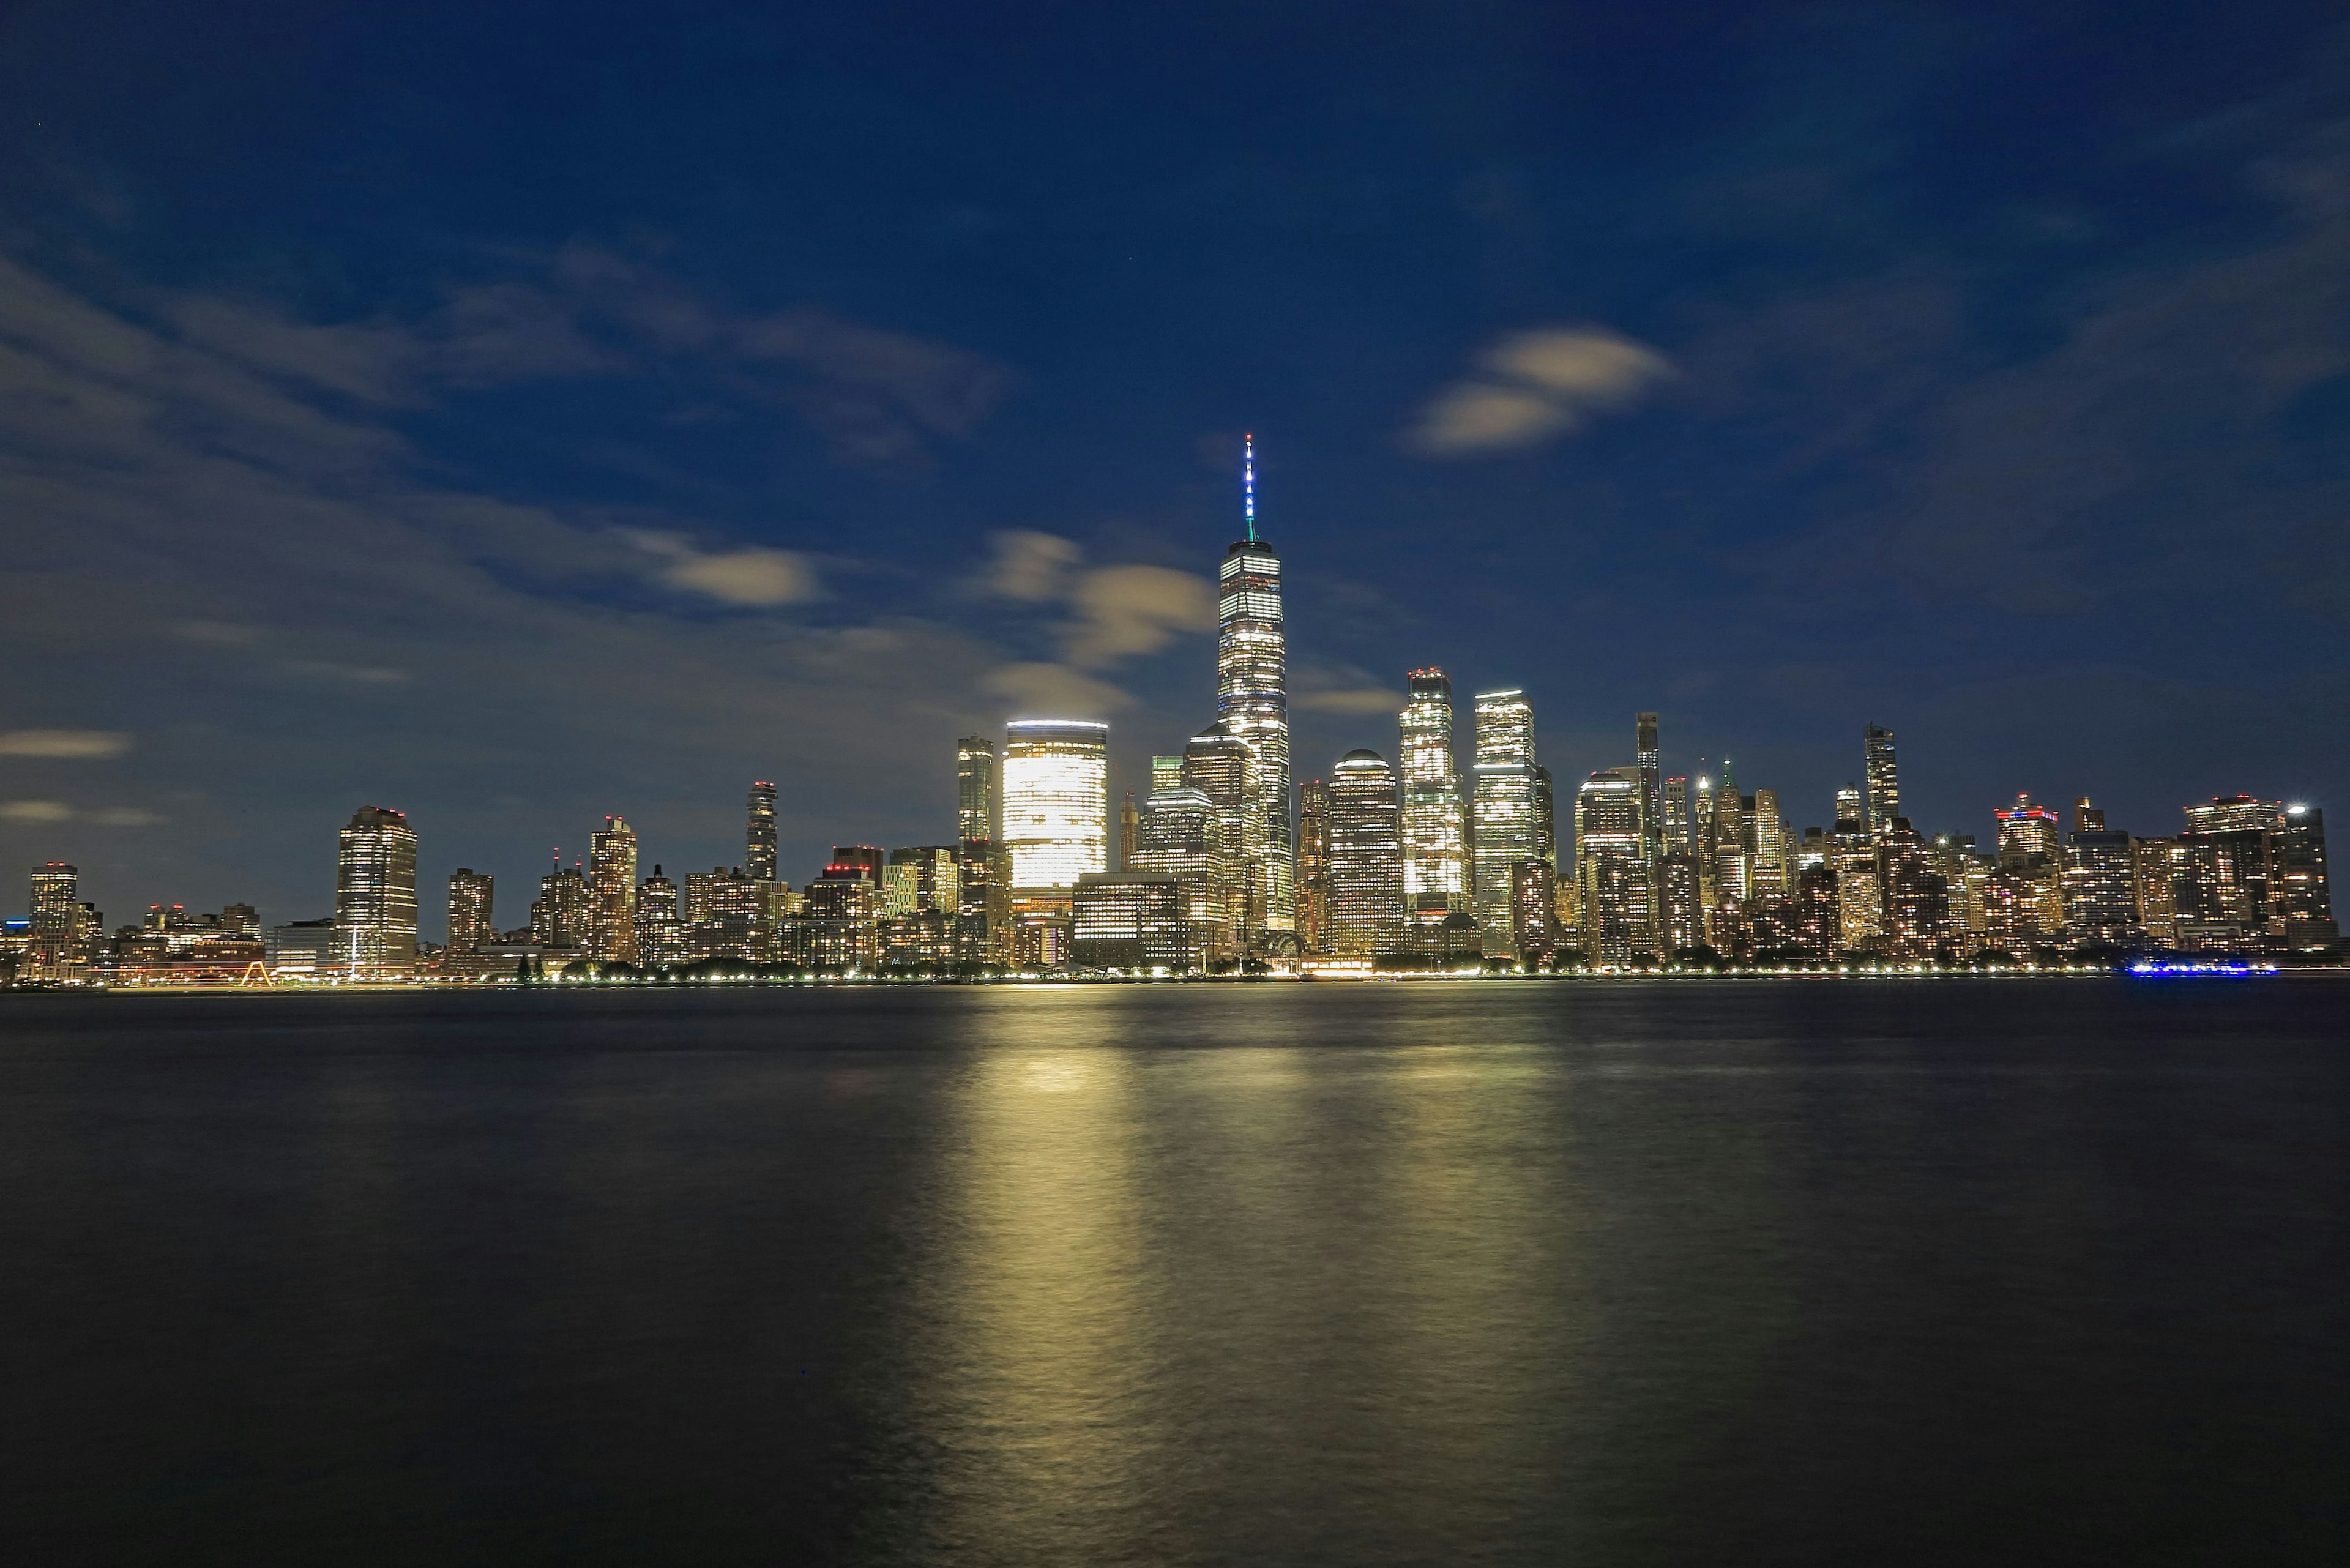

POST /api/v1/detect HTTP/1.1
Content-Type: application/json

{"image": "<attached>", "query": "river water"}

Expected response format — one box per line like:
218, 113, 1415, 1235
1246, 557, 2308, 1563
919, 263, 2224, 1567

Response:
3, 979, 2345, 1564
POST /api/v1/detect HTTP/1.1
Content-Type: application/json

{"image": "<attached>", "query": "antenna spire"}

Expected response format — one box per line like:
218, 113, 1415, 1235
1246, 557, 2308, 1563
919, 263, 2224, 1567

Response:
1243, 433, 1257, 543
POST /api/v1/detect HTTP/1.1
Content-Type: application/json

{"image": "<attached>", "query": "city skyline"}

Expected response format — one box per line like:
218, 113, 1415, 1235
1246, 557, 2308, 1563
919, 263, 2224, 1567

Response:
7, 441, 2333, 973
6, 7, 2349, 927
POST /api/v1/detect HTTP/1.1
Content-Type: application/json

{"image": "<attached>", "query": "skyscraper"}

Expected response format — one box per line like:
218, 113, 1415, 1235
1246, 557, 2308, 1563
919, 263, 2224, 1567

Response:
588, 816, 640, 964
1003, 719, 1111, 906
956, 737, 999, 842
1297, 777, 1332, 954
1864, 724, 1899, 839
532, 861, 591, 950
1472, 689, 1538, 957
1119, 791, 1139, 871
1130, 785, 1228, 967
1534, 765, 1558, 869
447, 869, 494, 954
635, 865, 688, 968
1575, 770, 1653, 965
1399, 668, 1468, 927
2274, 806, 2335, 950
955, 735, 1009, 964
1215, 436, 1293, 938
746, 782, 778, 881
336, 806, 418, 980
1636, 711, 1662, 866
2061, 799, 2136, 948
1183, 722, 1259, 949
26, 862, 85, 981
1326, 749, 1404, 957
1661, 775, 1690, 853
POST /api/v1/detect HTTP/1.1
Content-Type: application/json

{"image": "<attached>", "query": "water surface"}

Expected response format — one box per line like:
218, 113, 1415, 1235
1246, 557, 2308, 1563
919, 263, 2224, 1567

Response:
3, 980, 2345, 1564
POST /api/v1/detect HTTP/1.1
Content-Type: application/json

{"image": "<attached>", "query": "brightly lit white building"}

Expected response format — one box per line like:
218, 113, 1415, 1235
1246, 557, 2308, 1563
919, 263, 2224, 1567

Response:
1471, 688, 1537, 956
1003, 719, 1110, 903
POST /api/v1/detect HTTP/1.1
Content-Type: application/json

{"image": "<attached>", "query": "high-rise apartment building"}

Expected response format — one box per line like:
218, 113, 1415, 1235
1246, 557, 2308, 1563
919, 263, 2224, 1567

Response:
1576, 769, 1654, 965
1864, 724, 1899, 838
336, 806, 418, 980
2132, 837, 2181, 947
1750, 786, 1788, 898
2173, 796, 2282, 952
1510, 860, 1559, 967
447, 869, 494, 954
1471, 689, 1538, 957
1325, 750, 1404, 957
1003, 720, 1110, 908
747, 782, 778, 881
635, 865, 688, 968
1215, 436, 1293, 937
684, 867, 775, 963
588, 816, 640, 964
1399, 669, 1468, 928
1297, 778, 1332, 954
1657, 851, 1706, 954
532, 864, 591, 950
2274, 807, 2335, 949
2061, 799, 2136, 947
26, 862, 87, 980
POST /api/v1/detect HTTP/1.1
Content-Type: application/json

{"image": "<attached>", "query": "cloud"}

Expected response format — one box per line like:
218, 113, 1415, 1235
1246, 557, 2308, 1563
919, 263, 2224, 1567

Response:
982, 662, 1133, 720
1294, 687, 1402, 715
283, 660, 412, 685
1408, 326, 1676, 456
170, 620, 269, 647
977, 530, 1082, 601
1292, 660, 1401, 714
0, 799, 159, 826
0, 729, 131, 758
1061, 564, 1215, 668
626, 531, 819, 607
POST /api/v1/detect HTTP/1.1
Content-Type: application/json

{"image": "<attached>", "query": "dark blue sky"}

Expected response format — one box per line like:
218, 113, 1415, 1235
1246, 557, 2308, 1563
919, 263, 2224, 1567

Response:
2, 1, 2346, 931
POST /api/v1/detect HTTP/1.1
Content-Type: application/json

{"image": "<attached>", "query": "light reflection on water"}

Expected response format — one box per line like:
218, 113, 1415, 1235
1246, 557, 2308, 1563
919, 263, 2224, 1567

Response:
4, 982, 2348, 1566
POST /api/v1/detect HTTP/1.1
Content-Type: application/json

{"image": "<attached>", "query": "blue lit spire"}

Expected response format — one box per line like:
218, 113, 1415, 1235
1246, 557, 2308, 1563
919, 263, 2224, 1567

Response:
1243, 433, 1256, 542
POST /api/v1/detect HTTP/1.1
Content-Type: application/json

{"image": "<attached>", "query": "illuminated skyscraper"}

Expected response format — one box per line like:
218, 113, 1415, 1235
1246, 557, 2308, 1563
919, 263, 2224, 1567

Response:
1661, 776, 1690, 853
26, 862, 86, 980
957, 737, 999, 842
2275, 807, 2335, 950
1119, 791, 1139, 871
1636, 712, 1662, 866
1297, 777, 1332, 954
1534, 766, 1557, 870
1835, 783, 1863, 827
1399, 668, 1468, 925
1750, 786, 1788, 898
1151, 755, 1185, 794
1472, 689, 1538, 957
447, 869, 494, 954
1215, 436, 1293, 938
2061, 798, 2136, 948
336, 806, 418, 980
955, 735, 1009, 964
1003, 720, 1110, 905
747, 782, 778, 881
1132, 786, 1227, 967
588, 815, 640, 964
532, 860, 590, 950
1183, 722, 1258, 947
1575, 770, 1653, 964
1863, 724, 1899, 838
1326, 749, 1404, 957
635, 865, 688, 968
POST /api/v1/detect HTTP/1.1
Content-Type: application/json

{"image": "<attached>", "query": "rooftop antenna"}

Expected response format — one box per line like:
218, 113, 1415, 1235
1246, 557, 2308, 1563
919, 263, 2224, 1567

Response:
1243, 433, 1257, 543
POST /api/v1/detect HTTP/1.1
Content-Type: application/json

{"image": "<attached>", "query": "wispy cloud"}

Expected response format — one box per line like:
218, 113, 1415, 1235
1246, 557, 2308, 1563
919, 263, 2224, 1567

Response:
982, 662, 1132, 720
625, 531, 820, 607
0, 729, 131, 758
0, 799, 157, 826
1408, 326, 1676, 456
